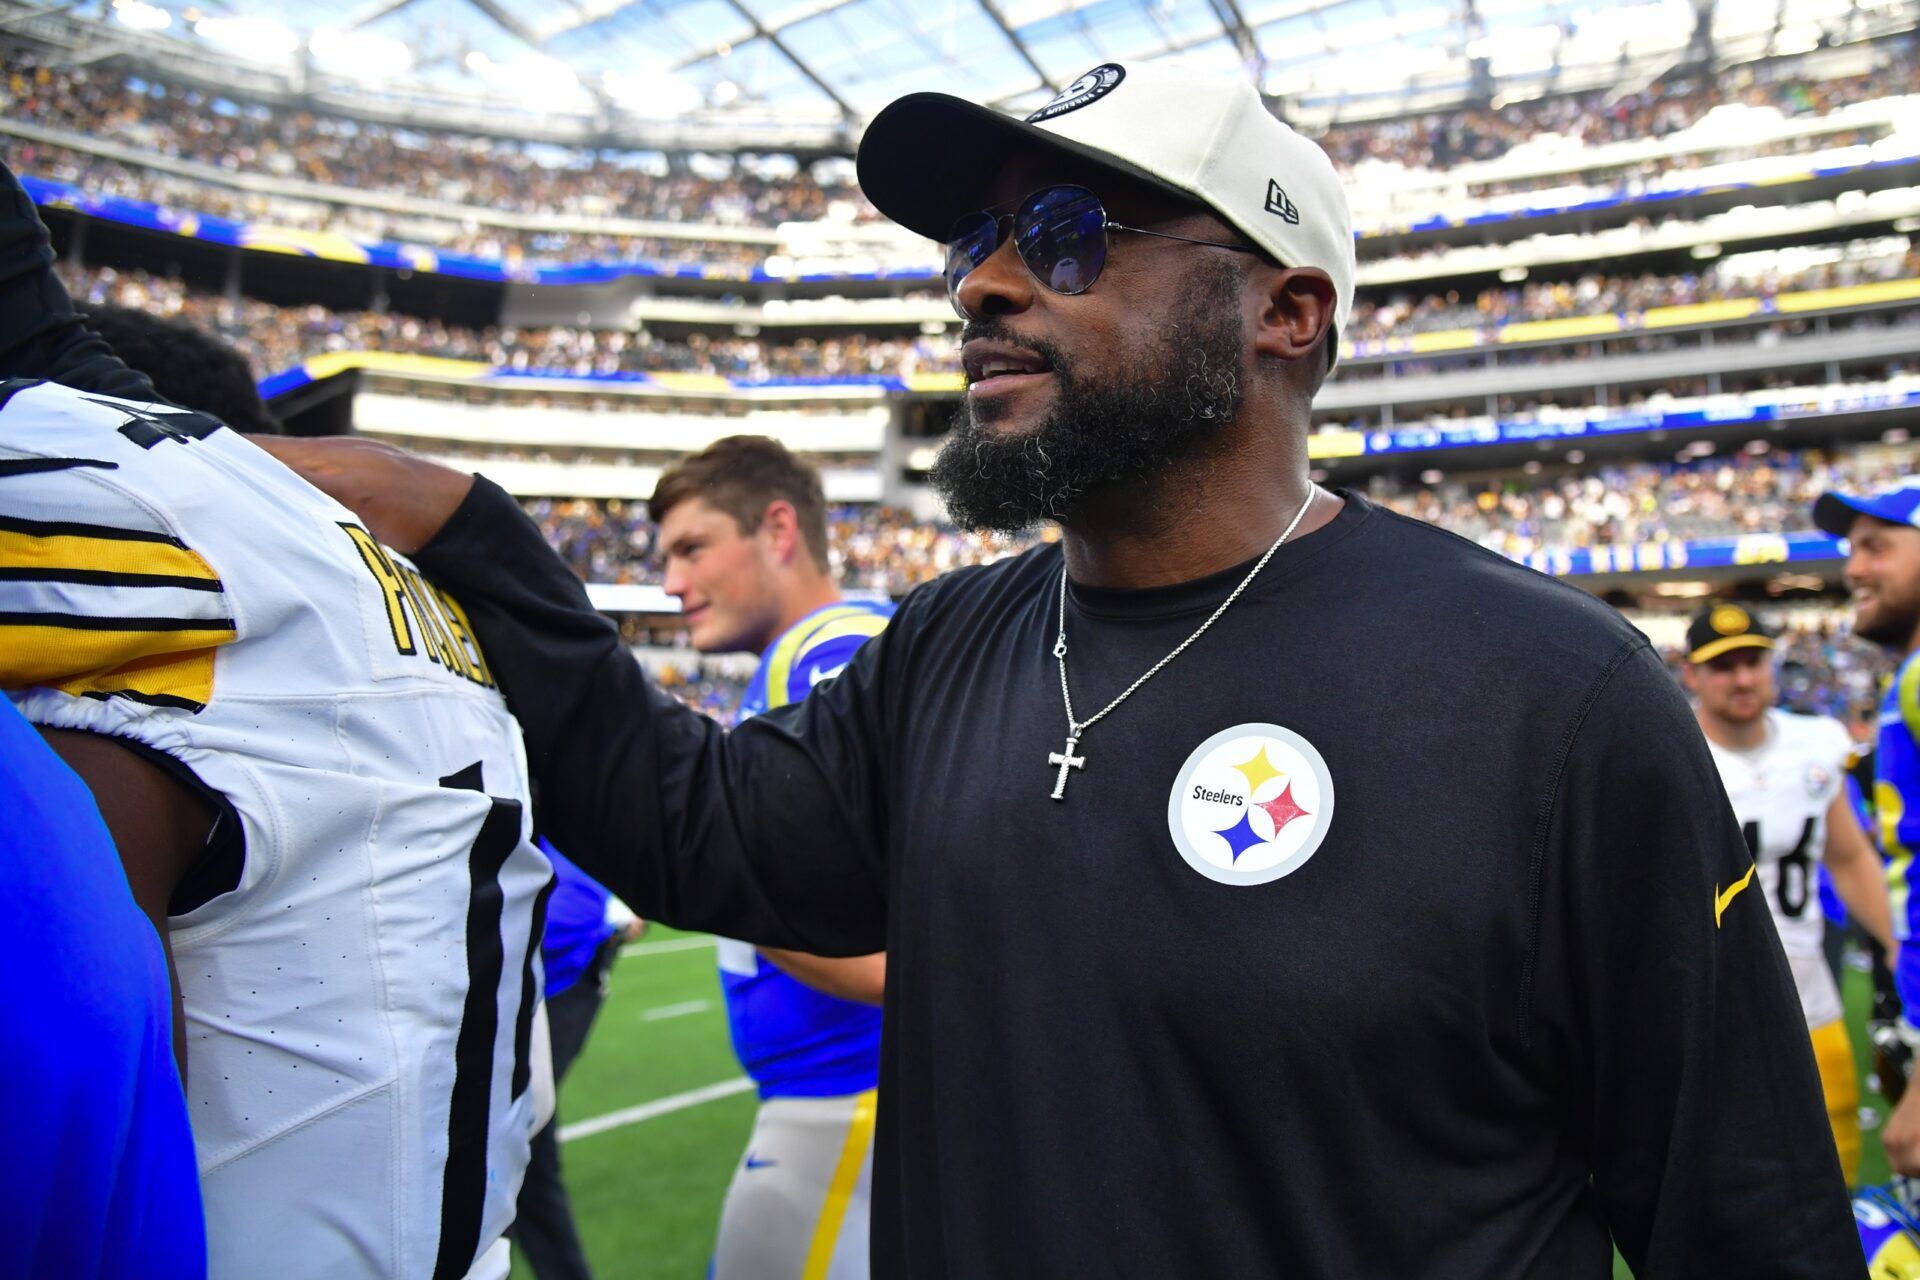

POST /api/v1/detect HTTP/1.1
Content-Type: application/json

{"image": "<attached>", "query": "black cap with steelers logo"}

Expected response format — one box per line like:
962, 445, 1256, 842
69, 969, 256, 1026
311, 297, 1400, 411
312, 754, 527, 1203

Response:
1686, 603, 1778, 664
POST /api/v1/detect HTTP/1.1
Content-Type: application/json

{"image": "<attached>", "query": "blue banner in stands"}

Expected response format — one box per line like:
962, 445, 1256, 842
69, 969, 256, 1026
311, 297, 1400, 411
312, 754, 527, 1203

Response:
1520, 530, 1845, 576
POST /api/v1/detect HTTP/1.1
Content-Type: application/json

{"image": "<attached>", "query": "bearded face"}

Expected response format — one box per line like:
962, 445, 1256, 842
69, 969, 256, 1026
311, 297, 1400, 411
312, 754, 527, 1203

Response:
932, 258, 1250, 534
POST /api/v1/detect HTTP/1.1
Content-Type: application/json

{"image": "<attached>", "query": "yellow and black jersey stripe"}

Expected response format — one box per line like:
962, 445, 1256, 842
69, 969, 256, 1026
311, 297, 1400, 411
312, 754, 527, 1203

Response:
0, 513, 235, 712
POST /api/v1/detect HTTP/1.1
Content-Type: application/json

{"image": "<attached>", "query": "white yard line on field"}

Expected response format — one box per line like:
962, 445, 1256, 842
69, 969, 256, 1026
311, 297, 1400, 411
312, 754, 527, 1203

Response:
640, 999, 712, 1022
621, 935, 718, 958
559, 1077, 755, 1143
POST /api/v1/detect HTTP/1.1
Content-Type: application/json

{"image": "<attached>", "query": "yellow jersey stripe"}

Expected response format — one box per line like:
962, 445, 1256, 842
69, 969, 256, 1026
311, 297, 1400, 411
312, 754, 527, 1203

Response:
0, 621, 237, 690
0, 525, 220, 585
53, 646, 221, 712
804, 614, 890, 650
764, 605, 875, 711
799, 1088, 878, 1280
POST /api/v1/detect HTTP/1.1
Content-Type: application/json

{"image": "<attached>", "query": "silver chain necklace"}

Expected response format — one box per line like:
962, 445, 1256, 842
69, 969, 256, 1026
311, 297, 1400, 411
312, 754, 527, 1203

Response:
1047, 486, 1320, 800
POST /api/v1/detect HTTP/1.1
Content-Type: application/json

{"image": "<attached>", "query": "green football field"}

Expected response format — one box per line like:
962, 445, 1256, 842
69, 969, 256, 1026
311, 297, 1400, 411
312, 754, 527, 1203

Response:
513, 929, 1890, 1280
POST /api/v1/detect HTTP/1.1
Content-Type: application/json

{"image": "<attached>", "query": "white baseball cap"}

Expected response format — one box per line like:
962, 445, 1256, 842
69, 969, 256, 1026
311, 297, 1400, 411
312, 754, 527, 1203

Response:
856, 60, 1356, 365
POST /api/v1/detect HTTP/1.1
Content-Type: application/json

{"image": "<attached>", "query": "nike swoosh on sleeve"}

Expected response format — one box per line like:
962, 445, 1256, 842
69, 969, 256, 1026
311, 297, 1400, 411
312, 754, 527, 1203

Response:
1714, 862, 1758, 927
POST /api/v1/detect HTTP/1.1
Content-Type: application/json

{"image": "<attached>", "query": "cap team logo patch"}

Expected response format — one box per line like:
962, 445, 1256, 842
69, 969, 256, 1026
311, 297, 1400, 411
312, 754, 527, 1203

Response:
1026, 64, 1125, 123
1166, 723, 1335, 885
1710, 604, 1750, 635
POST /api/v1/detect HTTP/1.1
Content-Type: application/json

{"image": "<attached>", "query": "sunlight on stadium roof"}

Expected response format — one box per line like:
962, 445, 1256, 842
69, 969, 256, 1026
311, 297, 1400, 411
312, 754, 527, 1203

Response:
19, 0, 1903, 133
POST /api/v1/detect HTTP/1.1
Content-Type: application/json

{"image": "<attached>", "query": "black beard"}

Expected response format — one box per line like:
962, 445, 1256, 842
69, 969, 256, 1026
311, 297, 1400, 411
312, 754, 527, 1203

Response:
1856, 601, 1920, 650
930, 267, 1248, 534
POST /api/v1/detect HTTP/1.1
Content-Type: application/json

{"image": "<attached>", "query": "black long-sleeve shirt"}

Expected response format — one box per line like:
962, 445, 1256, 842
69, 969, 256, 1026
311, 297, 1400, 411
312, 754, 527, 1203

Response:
412, 478, 1860, 1278
0, 158, 1861, 1277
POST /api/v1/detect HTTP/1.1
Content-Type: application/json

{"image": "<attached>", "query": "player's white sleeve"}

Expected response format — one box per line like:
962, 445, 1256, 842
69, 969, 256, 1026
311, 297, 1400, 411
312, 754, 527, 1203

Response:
0, 393, 236, 711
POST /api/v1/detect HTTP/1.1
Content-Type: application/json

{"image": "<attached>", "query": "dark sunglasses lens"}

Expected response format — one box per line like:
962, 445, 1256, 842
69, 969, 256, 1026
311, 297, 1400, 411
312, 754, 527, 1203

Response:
1016, 186, 1107, 294
944, 213, 1000, 298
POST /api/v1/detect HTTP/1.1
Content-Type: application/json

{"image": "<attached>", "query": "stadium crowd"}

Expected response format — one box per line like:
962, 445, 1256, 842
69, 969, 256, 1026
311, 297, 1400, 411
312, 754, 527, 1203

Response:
5, 46, 1915, 268
1319, 57, 1920, 170
58, 252, 1917, 390
58, 263, 960, 380
4, 56, 870, 223
1368, 444, 1920, 559
1345, 237, 1919, 346
504, 444, 1907, 605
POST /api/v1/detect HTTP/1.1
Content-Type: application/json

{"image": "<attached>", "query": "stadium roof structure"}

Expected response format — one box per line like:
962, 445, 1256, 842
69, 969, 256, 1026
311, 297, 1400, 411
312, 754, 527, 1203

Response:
7, 0, 1917, 147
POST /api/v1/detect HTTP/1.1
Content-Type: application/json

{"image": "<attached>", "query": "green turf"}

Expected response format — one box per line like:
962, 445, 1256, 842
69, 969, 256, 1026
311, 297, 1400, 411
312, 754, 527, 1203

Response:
522, 931, 1887, 1279
511, 928, 751, 1279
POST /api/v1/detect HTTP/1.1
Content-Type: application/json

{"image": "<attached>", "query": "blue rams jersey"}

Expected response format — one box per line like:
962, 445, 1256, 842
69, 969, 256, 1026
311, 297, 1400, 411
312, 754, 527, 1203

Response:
1856, 1182, 1920, 1278
1881, 654, 1920, 1011
721, 600, 892, 1098
0, 698, 206, 1279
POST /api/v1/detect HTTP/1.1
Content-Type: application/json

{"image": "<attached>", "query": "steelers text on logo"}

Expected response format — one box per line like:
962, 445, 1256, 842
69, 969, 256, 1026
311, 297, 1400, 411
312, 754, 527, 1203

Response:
1166, 722, 1335, 886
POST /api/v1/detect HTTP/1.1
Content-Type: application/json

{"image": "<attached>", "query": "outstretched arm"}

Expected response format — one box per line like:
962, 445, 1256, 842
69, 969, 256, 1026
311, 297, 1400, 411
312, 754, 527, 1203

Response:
255, 436, 892, 956
1824, 789, 1896, 958
759, 950, 886, 1005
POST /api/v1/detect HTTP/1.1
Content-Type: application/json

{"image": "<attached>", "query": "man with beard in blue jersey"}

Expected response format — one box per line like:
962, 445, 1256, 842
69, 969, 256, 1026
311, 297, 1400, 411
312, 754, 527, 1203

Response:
1816, 478, 1920, 1177
650, 436, 890, 1280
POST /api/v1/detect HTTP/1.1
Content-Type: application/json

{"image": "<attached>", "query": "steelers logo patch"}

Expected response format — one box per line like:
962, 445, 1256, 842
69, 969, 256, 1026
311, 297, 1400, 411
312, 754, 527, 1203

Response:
1025, 64, 1126, 123
1710, 604, 1750, 635
1166, 723, 1335, 886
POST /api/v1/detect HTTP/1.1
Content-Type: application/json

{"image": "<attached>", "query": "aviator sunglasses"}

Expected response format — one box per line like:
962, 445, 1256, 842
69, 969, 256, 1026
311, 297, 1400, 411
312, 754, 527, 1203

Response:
944, 183, 1261, 305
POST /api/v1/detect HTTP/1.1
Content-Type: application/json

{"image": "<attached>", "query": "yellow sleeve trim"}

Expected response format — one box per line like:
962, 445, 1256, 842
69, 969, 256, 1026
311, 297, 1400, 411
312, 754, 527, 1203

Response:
53, 646, 222, 712
763, 605, 880, 711
1899, 657, 1920, 741
0, 526, 220, 583
1, 623, 234, 699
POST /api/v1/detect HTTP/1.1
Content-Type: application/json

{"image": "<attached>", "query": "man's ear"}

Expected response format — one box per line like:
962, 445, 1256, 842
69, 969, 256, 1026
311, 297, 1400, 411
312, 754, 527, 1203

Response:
1252, 267, 1336, 365
758, 499, 803, 564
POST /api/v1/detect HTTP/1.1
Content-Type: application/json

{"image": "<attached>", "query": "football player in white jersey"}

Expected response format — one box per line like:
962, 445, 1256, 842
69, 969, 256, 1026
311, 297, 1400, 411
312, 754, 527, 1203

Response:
0, 377, 553, 1279
0, 165, 554, 1275
1684, 602, 1895, 1185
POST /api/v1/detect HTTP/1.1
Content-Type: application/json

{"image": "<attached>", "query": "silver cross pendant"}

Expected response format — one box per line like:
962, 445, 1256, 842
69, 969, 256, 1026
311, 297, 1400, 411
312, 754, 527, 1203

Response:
1048, 735, 1086, 801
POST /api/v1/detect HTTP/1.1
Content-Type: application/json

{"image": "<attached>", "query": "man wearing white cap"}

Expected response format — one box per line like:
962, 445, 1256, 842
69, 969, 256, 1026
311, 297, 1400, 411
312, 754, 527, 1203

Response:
257, 62, 1854, 1277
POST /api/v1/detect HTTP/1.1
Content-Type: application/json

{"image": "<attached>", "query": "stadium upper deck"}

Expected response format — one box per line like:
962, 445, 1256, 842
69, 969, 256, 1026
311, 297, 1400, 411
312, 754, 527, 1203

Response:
15, 11, 1920, 600
9, 35, 1920, 281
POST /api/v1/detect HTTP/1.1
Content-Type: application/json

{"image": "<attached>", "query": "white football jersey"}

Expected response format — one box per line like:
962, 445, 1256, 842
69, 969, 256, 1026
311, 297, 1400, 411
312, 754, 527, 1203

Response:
0, 381, 551, 1280
1704, 707, 1852, 1028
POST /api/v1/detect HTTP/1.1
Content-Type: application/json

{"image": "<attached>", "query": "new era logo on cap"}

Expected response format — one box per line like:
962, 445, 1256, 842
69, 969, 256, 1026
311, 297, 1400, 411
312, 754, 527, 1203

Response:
1264, 180, 1299, 224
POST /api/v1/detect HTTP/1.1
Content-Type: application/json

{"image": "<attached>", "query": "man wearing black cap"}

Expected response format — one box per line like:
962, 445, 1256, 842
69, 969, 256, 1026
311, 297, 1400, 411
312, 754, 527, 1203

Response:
1814, 477, 1920, 1177
1682, 602, 1894, 1186
53, 63, 1857, 1277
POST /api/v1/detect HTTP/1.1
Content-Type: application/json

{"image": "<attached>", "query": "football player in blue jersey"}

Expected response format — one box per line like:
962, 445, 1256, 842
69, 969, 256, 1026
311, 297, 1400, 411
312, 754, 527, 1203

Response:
649, 436, 891, 1280
1816, 477, 1920, 1176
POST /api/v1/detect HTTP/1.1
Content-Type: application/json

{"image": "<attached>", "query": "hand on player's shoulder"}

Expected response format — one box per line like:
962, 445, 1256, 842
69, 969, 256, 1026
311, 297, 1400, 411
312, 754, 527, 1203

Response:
250, 435, 474, 555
